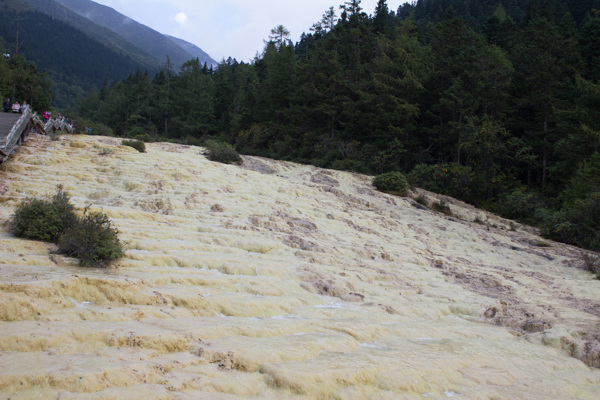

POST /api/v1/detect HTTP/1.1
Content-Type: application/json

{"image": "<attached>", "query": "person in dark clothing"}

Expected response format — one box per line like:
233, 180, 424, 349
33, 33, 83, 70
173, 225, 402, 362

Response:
3, 99, 10, 112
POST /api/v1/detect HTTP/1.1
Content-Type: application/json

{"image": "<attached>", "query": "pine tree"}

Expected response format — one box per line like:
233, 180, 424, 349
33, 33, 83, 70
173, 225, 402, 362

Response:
360, 20, 430, 171
511, 14, 582, 186
373, 0, 391, 33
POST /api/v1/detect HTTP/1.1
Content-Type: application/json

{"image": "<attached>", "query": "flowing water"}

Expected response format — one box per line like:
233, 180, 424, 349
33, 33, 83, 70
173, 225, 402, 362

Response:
0, 135, 599, 399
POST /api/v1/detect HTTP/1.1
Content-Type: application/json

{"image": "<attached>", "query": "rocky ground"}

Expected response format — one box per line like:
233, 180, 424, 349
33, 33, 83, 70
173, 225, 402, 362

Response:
0, 134, 599, 399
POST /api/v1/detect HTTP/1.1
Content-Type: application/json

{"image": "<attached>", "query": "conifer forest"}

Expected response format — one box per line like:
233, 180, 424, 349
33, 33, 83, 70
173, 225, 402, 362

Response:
8, 0, 600, 251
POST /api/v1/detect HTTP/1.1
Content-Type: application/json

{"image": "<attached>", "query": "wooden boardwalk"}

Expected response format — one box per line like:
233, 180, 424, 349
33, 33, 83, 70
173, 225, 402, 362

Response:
0, 109, 36, 163
0, 112, 21, 144
0, 108, 74, 163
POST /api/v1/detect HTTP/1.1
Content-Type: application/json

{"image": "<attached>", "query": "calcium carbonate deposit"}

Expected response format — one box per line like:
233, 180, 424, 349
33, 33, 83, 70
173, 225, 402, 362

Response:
1, 134, 600, 399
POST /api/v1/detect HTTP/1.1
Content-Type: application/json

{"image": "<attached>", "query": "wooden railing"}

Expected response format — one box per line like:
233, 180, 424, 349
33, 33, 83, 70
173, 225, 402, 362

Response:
44, 117, 74, 134
0, 107, 73, 163
1, 106, 32, 149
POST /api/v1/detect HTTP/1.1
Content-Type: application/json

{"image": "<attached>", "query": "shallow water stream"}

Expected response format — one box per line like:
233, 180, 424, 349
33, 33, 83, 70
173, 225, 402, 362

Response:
0, 135, 599, 399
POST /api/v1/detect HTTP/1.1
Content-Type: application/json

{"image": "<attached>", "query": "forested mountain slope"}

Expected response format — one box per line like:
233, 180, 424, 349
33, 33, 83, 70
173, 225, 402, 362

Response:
19, 0, 159, 70
1, 0, 217, 107
397, 0, 600, 27
53, 0, 216, 68
76, 0, 600, 252
0, 0, 148, 107
166, 35, 218, 68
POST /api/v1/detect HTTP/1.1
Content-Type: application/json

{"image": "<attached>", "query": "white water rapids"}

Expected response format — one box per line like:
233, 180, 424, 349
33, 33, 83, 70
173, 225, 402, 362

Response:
0, 135, 599, 399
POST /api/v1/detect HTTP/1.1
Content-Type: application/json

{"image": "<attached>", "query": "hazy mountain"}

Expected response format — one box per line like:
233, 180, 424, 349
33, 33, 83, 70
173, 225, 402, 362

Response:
52, 0, 217, 68
2, 0, 217, 106
165, 35, 217, 68
0, 0, 154, 107
19, 0, 159, 70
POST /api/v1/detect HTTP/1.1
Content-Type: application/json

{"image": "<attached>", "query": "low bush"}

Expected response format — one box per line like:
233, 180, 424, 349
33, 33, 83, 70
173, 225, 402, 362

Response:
74, 118, 114, 136
415, 194, 428, 206
495, 186, 543, 222
539, 196, 600, 251
10, 186, 123, 268
10, 186, 76, 242
408, 163, 484, 204
133, 133, 158, 143
122, 139, 146, 153
204, 140, 242, 164
58, 207, 124, 268
373, 171, 409, 196
581, 252, 600, 279
432, 199, 452, 216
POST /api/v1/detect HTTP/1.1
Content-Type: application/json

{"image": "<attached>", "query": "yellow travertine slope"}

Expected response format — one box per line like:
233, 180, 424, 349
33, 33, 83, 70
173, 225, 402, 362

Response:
1, 134, 600, 399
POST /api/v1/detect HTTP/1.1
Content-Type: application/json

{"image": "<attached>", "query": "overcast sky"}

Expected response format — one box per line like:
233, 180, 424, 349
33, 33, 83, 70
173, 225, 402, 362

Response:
92, 0, 406, 63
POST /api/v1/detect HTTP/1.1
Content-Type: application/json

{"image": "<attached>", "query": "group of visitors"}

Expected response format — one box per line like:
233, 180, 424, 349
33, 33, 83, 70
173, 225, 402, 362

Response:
3, 99, 27, 114
3, 98, 75, 131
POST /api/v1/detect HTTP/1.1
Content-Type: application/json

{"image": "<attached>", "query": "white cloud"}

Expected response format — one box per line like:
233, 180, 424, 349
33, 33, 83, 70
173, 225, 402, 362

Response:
173, 12, 188, 26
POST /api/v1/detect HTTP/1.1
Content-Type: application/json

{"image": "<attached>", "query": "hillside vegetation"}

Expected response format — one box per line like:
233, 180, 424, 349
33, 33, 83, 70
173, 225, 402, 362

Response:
0, 0, 217, 107
76, 0, 600, 252
0, 4, 149, 107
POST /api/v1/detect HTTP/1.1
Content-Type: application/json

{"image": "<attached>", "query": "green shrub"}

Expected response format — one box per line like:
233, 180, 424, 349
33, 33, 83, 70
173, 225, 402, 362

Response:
74, 118, 114, 136
496, 186, 543, 222
122, 139, 146, 153
204, 140, 242, 165
10, 186, 123, 268
126, 127, 146, 139
415, 194, 428, 206
133, 133, 158, 143
432, 199, 452, 216
539, 198, 600, 251
581, 252, 600, 279
10, 186, 76, 242
408, 163, 483, 204
373, 171, 409, 196
183, 135, 203, 146
58, 207, 124, 268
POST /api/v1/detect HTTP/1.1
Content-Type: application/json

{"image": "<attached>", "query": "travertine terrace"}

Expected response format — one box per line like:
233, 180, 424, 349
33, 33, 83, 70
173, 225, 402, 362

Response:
0, 134, 599, 399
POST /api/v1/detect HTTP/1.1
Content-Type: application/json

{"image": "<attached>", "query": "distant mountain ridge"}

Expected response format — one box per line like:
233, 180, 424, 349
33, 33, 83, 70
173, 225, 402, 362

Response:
19, 0, 160, 70
51, 0, 217, 68
165, 35, 216, 67
0, 0, 151, 107
0, 0, 218, 106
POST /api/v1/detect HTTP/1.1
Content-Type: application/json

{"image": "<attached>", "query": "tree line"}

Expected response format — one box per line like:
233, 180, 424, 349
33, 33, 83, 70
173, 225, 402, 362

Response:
0, 51, 51, 112
76, 0, 600, 250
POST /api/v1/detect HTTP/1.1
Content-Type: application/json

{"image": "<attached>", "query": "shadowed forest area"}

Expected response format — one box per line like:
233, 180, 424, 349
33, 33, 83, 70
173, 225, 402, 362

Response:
4, 0, 600, 251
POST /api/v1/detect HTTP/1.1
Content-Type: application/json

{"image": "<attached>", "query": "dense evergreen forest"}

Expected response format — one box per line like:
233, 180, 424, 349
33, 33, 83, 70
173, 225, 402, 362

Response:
75, 0, 600, 251
0, 51, 51, 112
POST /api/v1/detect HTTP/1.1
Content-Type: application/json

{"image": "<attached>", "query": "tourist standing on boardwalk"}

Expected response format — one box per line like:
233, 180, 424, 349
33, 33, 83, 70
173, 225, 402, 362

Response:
3, 99, 10, 112
11, 101, 20, 113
